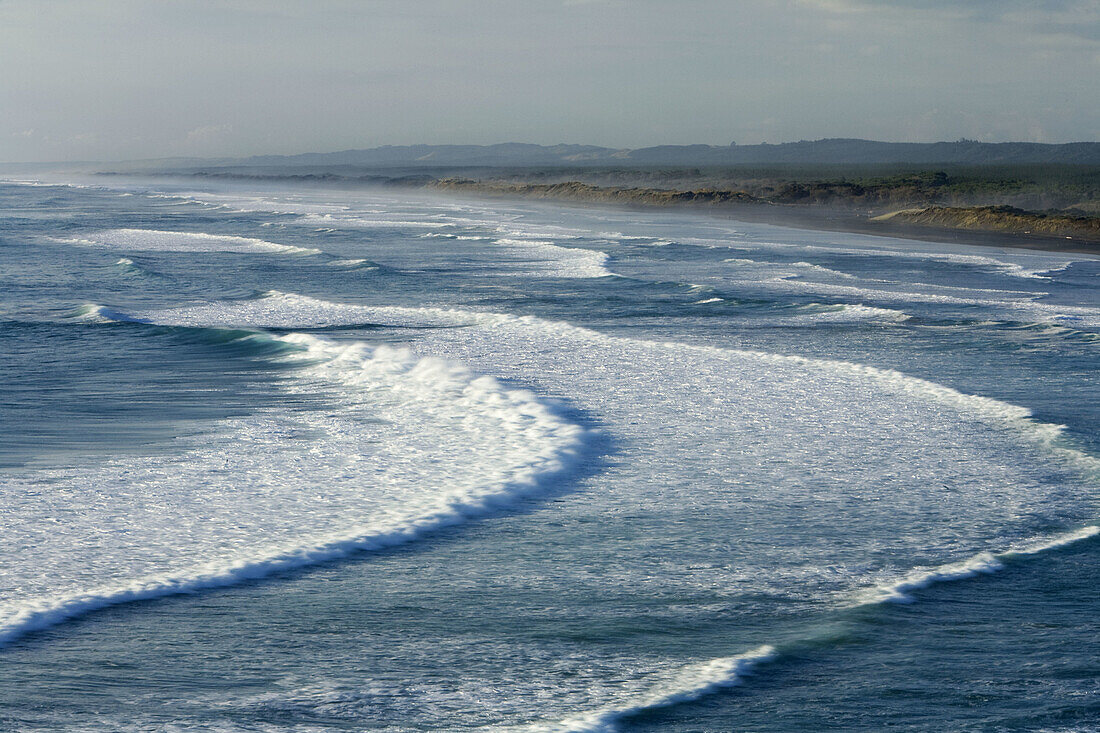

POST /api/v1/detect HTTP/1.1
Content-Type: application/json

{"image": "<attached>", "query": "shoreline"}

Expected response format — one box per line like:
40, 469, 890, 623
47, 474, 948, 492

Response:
419, 178, 1100, 255
685, 201, 1100, 256
86, 171, 1100, 257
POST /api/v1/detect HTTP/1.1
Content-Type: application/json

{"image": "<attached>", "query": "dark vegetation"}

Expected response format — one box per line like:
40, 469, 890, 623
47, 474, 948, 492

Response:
459, 164, 1100, 214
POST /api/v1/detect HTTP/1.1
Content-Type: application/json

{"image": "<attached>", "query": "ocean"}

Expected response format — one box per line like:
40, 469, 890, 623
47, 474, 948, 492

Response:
1, 177, 1098, 732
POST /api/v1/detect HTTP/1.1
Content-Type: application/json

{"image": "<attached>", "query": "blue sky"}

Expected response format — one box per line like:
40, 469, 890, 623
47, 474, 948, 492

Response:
1, 0, 1097, 161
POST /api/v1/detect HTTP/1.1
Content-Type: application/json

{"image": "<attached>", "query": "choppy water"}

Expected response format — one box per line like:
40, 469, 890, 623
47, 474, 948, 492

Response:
1, 177, 1098, 732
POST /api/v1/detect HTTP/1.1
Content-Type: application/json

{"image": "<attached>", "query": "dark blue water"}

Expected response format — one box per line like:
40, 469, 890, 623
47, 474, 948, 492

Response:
0, 177, 1097, 732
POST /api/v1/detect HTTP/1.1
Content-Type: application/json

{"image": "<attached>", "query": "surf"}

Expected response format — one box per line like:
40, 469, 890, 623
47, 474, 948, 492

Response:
0, 312, 592, 648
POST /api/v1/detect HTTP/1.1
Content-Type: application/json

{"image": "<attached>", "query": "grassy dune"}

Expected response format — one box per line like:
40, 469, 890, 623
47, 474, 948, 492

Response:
873, 206, 1100, 240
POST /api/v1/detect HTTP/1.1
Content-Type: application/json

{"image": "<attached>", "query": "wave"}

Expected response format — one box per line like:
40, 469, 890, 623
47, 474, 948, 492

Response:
526, 646, 777, 733
690, 293, 912, 324
989, 321, 1100, 345
493, 238, 615, 279
535, 523, 1099, 732
129, 290, 1099, 475
720, 255, 1038, 299
61, 228, 322, 256
112, 257, 144, 277
62, 228, 389, 270
303, 213, 452, 229
783, 303, 911, 324
855, 525, 1100, 605
1, 312, 591, 648
890, 250, 1074, 281
56, 291, 1100, 729
119, 291, 1100, 510
93, 291, 481, 330
723, 238, 1079, 281
173, 193, 351, 216
214, 290, 1100, 489
325, 258, 378, 269
421, 232, 492, 241
494, 224, 585, 240
788, 260, 861, 280
748, 276, 1100, 329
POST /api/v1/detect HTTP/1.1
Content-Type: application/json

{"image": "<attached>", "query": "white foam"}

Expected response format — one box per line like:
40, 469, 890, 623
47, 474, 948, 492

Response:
494, 224, 585, 240
121, 293, 1100, 541
62, 228, 322, 256
910, 251, 1073, 281
493, 238, 615, 278
743, 275, 1100, 328
53, 291, 1100, 725
139, 291, 1098, 476
421, 232, 492, 241
781, 303, 911, 324
1006, 524, 1100, 556
325, 258, 375, 269
303, 213, 452, 229
854, 525, 1099, 605
179, 194, 350, 216
527, 646, 776, 732
788, 261, 861, 280
0, 312, 589, 647
109, 256, 157, 279
856, 553, 1006, 604
710, 237, 1079, 281
120, 291, 481, 330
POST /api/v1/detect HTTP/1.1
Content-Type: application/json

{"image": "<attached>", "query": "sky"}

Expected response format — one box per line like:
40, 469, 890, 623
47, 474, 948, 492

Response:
1, 0, 1098, 162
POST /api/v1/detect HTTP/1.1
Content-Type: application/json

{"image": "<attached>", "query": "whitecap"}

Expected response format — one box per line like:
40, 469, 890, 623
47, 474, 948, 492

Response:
62, 228, 322, 256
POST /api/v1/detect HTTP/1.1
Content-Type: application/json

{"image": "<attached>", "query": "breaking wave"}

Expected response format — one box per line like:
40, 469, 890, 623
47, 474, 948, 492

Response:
33, 290, 1100, 729
0, 308, 591, 647
493, 238, 616, 278
61, 228, 323, 256
525, 646, 777, 733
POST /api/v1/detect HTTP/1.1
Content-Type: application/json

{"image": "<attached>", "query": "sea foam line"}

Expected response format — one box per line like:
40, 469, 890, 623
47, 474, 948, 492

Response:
493, 238, 616, 279
855, 524, 1100, 605
59, 228, 322, 256
715, 237, 1079, 280
0, 320, 592, 648
523, 646, 777, 733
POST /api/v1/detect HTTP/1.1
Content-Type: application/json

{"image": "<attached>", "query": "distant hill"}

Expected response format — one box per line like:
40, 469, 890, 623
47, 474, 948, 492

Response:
207, 139, 1100, 170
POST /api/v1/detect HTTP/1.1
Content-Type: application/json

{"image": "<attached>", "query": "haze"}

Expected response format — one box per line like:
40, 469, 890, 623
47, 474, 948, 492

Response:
2, 0, 1098, 163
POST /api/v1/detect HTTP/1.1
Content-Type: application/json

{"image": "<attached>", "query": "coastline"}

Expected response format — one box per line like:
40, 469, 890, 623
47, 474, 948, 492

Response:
88, 171, 1100, 257
419, 178, 1100, 255
688, 200, 1100, 256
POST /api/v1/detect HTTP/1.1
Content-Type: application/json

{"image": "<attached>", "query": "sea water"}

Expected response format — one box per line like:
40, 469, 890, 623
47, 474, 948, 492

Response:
0, 177, 1098, 731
